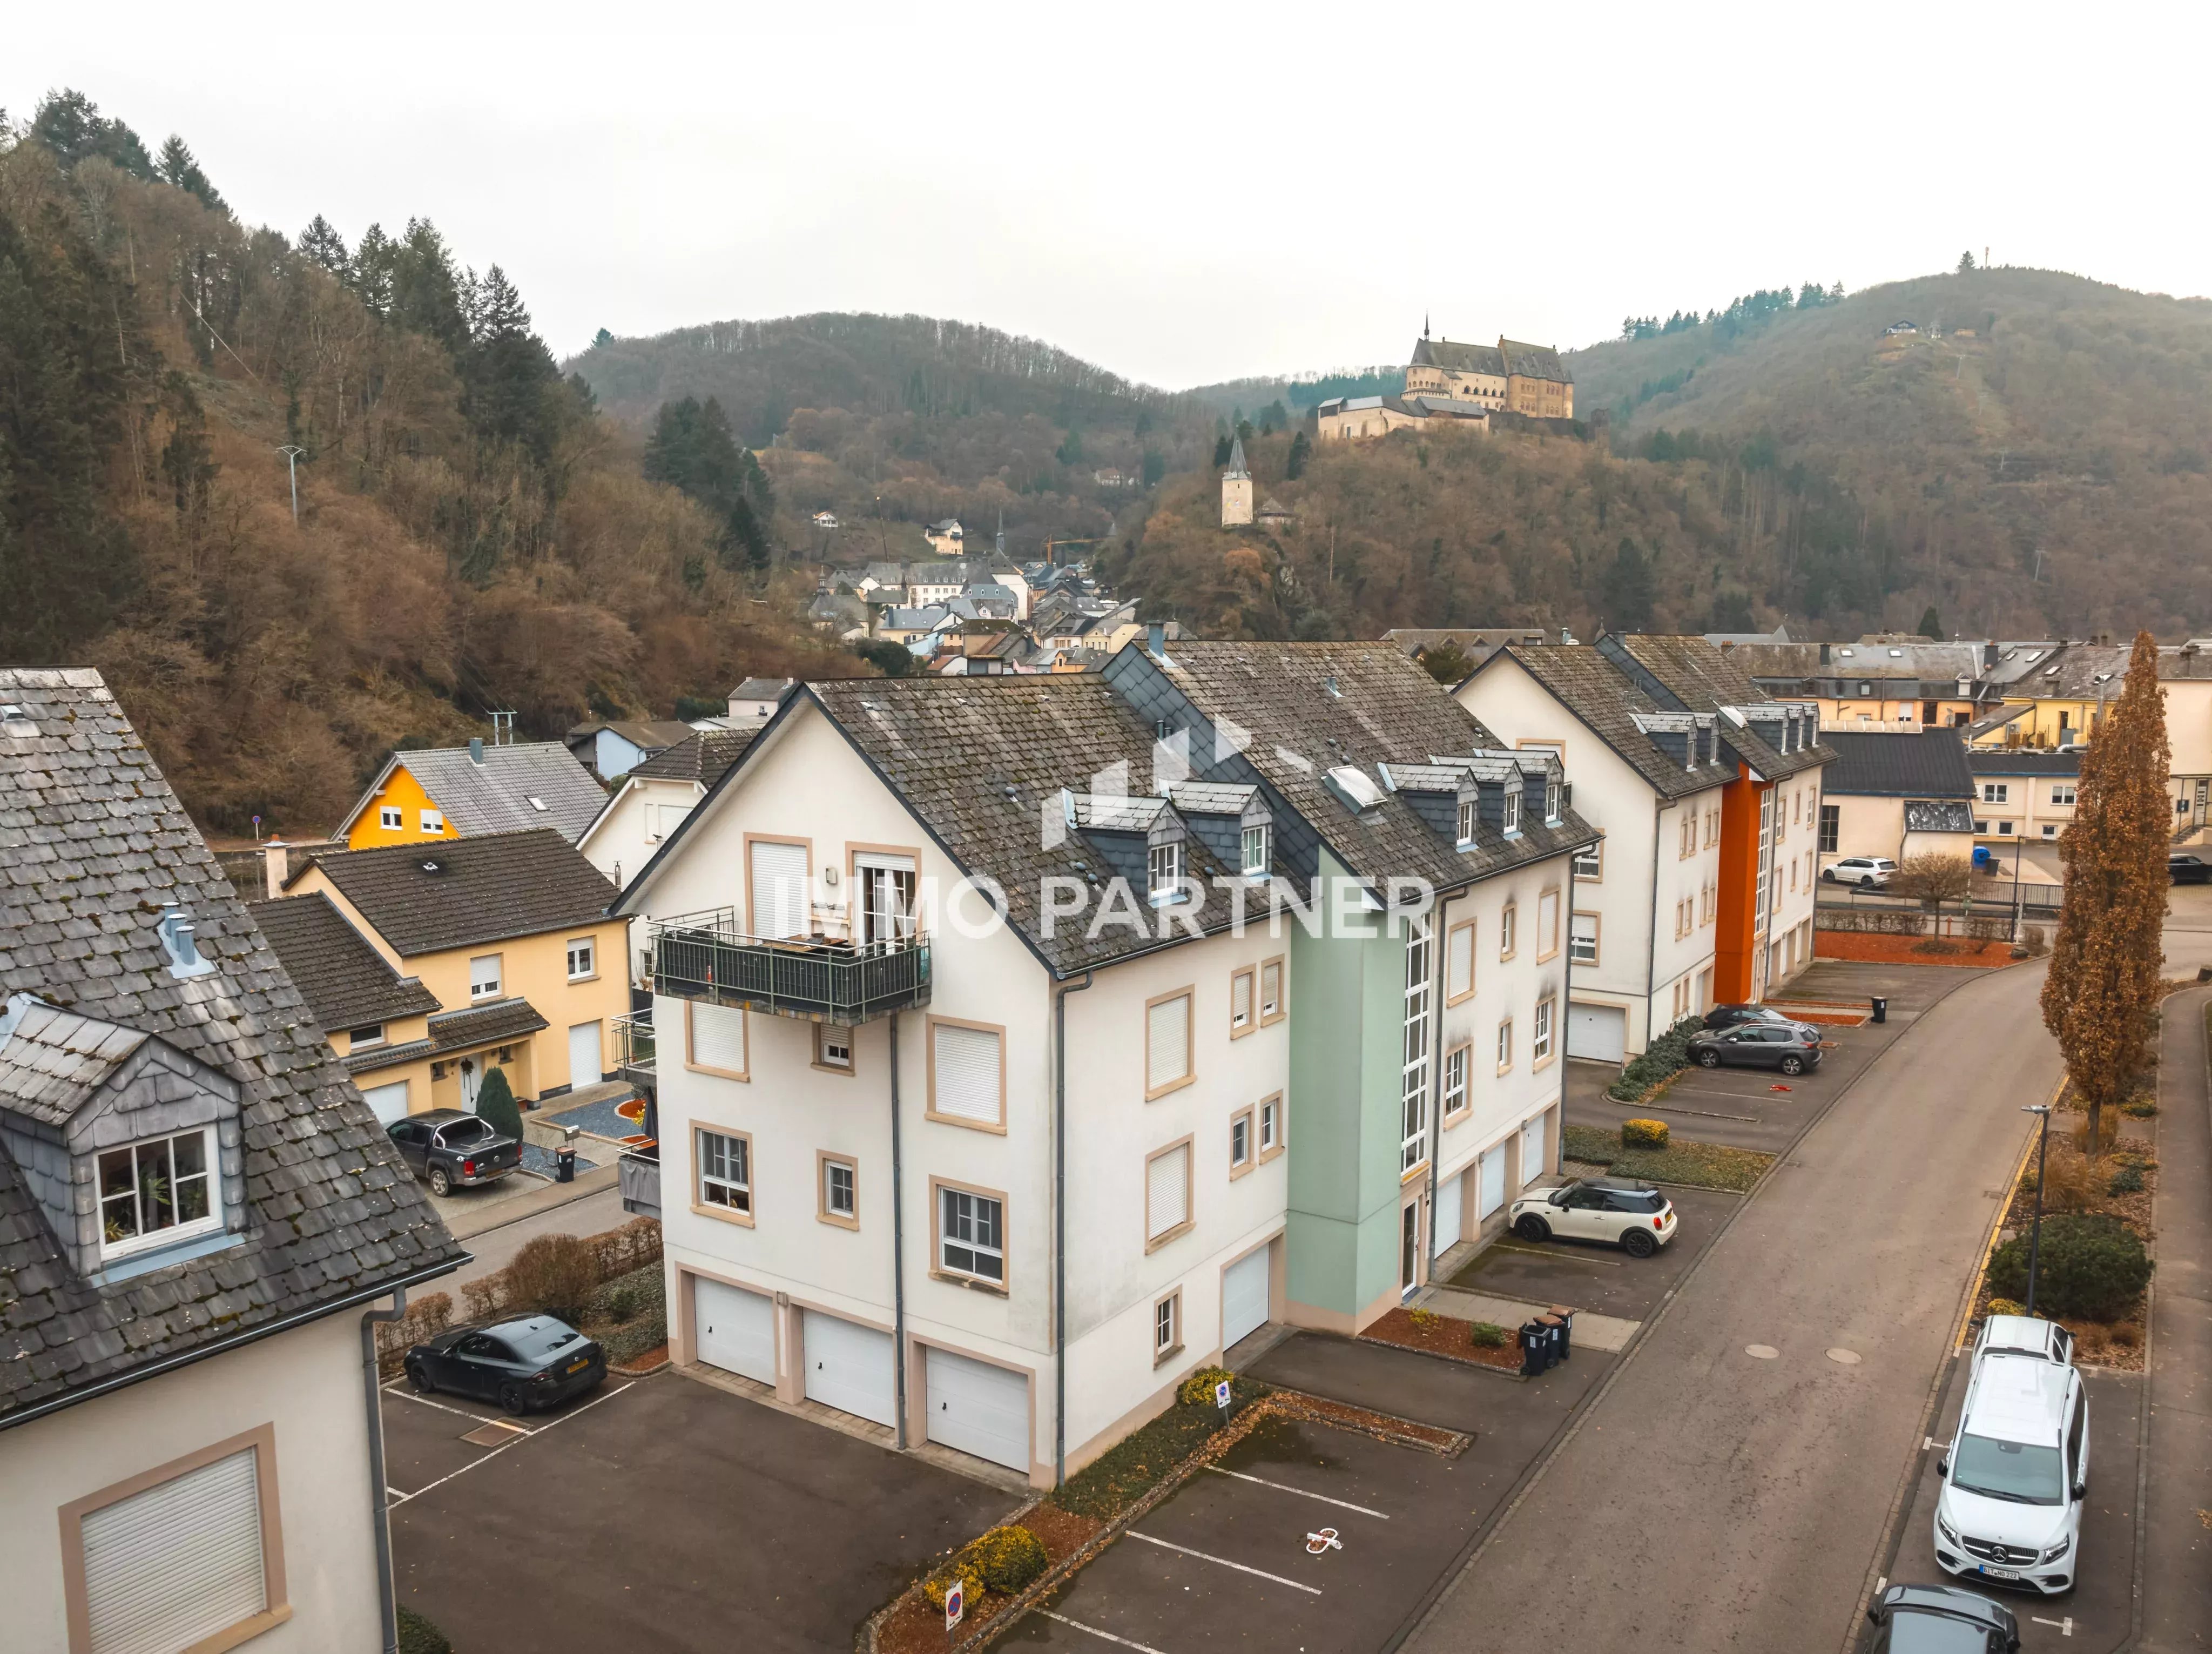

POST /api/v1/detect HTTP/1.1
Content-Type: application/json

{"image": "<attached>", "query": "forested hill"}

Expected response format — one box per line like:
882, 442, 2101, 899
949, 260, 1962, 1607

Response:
0, 92, 849, 837
569, 315, 1214, 562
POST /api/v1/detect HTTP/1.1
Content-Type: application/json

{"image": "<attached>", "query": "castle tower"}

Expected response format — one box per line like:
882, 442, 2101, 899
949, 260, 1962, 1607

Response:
1220, 435, 1254, 527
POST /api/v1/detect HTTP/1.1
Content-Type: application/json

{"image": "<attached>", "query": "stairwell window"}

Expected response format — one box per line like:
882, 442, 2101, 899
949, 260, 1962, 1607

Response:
1400, 917, 1432, 1176
1818, 803, 1840, 853
1443, 1044, 1469, 1119
1496, 1019, 1514, 1072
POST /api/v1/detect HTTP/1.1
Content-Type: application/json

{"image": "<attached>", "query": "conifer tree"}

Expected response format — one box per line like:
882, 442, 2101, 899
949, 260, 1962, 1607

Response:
156, 136, 226, 213
2041, 630, 2170, 1147
298, 214, 350, 277
1918, 606, 1943, 639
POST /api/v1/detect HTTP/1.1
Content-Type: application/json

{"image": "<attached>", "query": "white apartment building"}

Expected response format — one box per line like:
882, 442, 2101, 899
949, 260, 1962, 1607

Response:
578, 728, 756, 903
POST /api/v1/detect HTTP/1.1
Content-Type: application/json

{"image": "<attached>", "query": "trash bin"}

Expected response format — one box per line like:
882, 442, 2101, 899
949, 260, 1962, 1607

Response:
1548, 1305, 1576, 1362
555, 1146, 576, 1184
1870, 996, 1887, 1025
1536, 1313, 1565, 1370
1519, 1322, 1547, 1377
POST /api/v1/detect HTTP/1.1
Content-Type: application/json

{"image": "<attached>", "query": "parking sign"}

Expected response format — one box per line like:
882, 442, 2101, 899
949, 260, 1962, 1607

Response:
945, 1579, 963, 1633
1215, 1379, 1232, 1410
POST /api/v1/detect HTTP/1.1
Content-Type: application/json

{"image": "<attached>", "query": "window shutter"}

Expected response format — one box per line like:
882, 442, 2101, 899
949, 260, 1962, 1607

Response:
1231, 973, 1251, 1026
1147, 1144, 1189, 1238
1260, 962, 1280, 1018
1447, 925, 1473, 999
1147, 996, 1190, 1091
933, 1023, 1001, 1123
82, 1447, 265, 1654
749, 841, 810, 939
691, 1003, 746, 1072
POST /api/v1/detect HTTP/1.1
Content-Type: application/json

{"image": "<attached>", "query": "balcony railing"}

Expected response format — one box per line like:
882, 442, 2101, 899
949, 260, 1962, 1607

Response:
618, 1145, 660, 1221
614, 1010, 655, 1087
648, 908, 931, 1024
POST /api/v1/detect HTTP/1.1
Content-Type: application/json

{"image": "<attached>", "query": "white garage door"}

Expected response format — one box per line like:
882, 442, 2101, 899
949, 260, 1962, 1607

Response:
569, 1020, 603, 1089
1479, 1144, 1508, 1218
804, 1310, 896, 1427
694, 1276, 776, 1385
1521, 1113, 1548, 1186
1432, 1172, 1463, 1254
1567, 1001, 1627, 1064
1223, 1246, 1271, 1351
926, 1346, 1030, 1472
359, 1079, 410, 1126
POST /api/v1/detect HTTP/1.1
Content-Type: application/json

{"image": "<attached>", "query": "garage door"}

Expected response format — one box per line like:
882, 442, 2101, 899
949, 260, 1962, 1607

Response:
568, 1020, 603, 1089
803, 1310, 896, 1427
1432, 1171, 1463, 1253
1567, 1001, 1626, 1064
694, 1277, 775, 1385
1479, 1144, 1507, 1219
1223, 1246, 1270, 1351
359, 1079, 410, 1126
925, 1346, 1030, 1473
1520, 1113, 1548, 1186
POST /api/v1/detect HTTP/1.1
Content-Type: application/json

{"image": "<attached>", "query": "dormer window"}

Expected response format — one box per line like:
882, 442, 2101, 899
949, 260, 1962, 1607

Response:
1148, 840, 1184, 905
1240, 823, 1272, 876
1456, 798, 1477, 845
1502, 789, 1521, 836
1545, 779, 1562, 823
99, 1127, 218, 1259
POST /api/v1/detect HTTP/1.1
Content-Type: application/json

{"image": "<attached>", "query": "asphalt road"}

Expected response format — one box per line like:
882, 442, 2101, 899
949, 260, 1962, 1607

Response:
1405, 956, 2061, 1652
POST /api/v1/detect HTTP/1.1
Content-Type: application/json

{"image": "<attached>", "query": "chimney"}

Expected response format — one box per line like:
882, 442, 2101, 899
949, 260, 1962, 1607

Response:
1147, 622, 1165, 658
469, 736, 485, 765
1982, 641, 1998, 670
263, 839, 289, 898
1818, 642, 1831, 664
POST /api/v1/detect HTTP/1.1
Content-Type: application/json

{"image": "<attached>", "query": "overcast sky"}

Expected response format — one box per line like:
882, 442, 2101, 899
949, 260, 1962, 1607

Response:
13, 3, 2208, 389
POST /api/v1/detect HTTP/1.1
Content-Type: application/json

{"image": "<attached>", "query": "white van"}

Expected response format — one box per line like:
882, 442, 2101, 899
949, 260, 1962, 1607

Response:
1933, 1346, 2088, 1595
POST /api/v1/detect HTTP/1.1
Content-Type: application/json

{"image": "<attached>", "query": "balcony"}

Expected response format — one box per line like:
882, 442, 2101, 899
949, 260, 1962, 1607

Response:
648, 908, 931, 1025
614, 1010, 655, 1089
618, 1145, 660, 1221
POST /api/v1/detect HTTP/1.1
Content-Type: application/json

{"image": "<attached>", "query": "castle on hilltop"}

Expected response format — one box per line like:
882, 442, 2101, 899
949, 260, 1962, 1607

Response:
1315, 324, 1574, 442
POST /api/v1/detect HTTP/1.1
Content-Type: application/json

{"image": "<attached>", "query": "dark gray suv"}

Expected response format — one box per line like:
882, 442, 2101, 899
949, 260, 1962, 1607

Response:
1864, 1582, 2018, 1652
1688, 1022, 1823, 1076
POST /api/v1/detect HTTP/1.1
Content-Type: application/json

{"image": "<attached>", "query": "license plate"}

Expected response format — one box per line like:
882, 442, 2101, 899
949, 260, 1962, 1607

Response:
566, 1358, 589, 1374
1979, 1566, 2021, 1581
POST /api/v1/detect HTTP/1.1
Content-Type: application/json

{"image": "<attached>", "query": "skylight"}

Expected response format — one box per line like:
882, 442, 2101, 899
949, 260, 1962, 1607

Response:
1326, 765, 1384, 812
528, 796, 548, 811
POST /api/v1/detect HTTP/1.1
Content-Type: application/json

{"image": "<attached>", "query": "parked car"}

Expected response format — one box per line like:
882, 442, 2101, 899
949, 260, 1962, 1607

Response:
1933, 1346, 2088, 1595
1824, 856, 1898, 888
1973, 1313, 2074, 1370
1688, 1023, 1824, 1075
1703, 1004, 1823, 1041
387, 1108, 521, 1196
404, 1315, 606, 1414
2169, 853, 2211, 885
1509, 1178, 1676, 1258
1864, 1583, 2019, 1652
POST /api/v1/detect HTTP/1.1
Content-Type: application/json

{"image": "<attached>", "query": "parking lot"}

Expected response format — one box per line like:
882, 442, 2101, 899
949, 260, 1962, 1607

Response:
383, 1370, 1016, 1652
1448, 1182, 1741, 1322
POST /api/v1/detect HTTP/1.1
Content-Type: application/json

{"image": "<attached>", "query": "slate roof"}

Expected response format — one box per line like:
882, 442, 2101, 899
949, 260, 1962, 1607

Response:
1819, 731, 1977, 798
730, 677, 795, 702
1409, 337, 1507, 376
1493, 646, 1734, 800
1116, 641, 1600, 894
2009, 643, 2133, 698
247, 893, 442, 1032
1499, 339, 1572, 384
292, 829, 618, 958
1967, 750, 2083, 777
0, 668, 462, 1427
1600, 635, 1832, 781
568, 718, 697, 754
336, 741, 606, 845
627, 729, 756, 788
0, 1001, 151, 1126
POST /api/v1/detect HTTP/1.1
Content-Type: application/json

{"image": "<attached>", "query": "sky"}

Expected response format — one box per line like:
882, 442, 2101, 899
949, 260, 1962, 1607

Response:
12, 2, 2211, 389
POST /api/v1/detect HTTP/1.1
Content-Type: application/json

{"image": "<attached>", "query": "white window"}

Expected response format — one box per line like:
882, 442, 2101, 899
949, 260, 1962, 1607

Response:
1569, 912, 1598, 964
1240, 823, 1271, 876
822, 1157, 856, 1220
1998, 820, 2014, 835
1401, 917, 1432, 1175
1444, 1045, 1468, 1117
1446, 921, 1474, 1001
566, 936, 595, 980
1497, 1019, 1513, 1071
98, 1127, 218, 1257
1231, 969, 1253, 1030
1147, 1142, 1192, 1240
420, 808, 444, 835
77, 1442, 272, 1654
1148, 839, 1184, 904
1154, 1292, 1180, 1355
379, 805, 403, 830
1501, 903, 1517, 958
930, 1020, 1003, 1126
2052, 784, 2076, 805
1147, 992, 1192, 1095
469, 954, 502, 1000
1982, 782, 2009, 804
817, 1025, 853, 1070
1575, 844, 1602, 879
941, 1186, 1004, 1281
1456, 798, 1476, 845
2042, 824, 2058, 838
347, 1023, 385, 1049
1534, 997, 1555, 1063
1259, 1097, 1281, 1152
1260, 959, 1283, 1021
1231, 1112, 1251, 1168
697, 1128, 750, 1213
1502, 789, 1521, 835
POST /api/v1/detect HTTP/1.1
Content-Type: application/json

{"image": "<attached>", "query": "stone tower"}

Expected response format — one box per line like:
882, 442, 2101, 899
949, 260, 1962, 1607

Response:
1220, 435, 1254, 527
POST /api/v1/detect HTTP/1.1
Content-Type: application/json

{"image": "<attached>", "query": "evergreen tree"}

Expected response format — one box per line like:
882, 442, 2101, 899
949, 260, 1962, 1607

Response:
157, 372, 217, 516
593, 327, 613, 347
1212, 434, 1232, 467
1141, 448, 1166, 487
348, 223, 395, 314
459, 264, 564, 461
1055, 425, 1084, 465
1286, 430, 1311, 480
1602, 537, 1656, 630
1958, 251, 1977, 273
1917, 606, 1943, 638
473, 1065, 524, 1144
298, 215, 350, 277
155, 136, 226, 213
27, 90, 156, 179
2041, 631, 2170, 1148
644, 395, 774, 570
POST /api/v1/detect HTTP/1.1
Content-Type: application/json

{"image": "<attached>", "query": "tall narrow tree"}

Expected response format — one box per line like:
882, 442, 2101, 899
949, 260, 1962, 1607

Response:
2041, 630, 2170, 1147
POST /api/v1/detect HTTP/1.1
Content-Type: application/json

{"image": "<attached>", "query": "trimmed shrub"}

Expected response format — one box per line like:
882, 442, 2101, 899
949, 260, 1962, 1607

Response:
1177, 1366, 1236, 1408
505, 1234, 598, 1324
2108, 1164, 2145, 1195
474, 1065, 524, 1144
920, 1557, 983, 1612
397, 1606, 453, 1654
1621, 1118, 1670, 1150
2121, 1097, 2159, 1118
1607, 1016, 1705, 1101
1985, 1298, 2025, 1319
1985, 1215, 2152, 1322
967, 1524, 1048, 1595
1468, 1321, 1509, 1349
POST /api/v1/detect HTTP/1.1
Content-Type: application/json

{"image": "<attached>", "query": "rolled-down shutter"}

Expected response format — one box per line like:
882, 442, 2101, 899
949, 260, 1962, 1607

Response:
82, 1445, 265, 1654
690, 1003, 746, 1073
749, 840, 809, 939
1231, 972, 1252, 1027
1147, 1143, 1190, 1239
932, 1023, 1001, 1124
1447, 924, 1474, 999
1147, 996, 1189, 1092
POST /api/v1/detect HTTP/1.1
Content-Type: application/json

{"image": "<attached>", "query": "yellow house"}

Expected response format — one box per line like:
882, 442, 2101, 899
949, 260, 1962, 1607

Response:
334, 737, 608, 850
266, 829, 632, 1114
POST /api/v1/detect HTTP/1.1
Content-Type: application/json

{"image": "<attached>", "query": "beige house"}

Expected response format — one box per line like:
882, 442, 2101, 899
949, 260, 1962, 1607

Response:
1964, 750, 2082, 846
1814, 731, 1978, 873
0, 668, 462, 1654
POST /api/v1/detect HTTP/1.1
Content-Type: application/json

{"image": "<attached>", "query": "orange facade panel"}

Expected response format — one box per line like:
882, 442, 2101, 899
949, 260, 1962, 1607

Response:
1712, 768, 1766, 1005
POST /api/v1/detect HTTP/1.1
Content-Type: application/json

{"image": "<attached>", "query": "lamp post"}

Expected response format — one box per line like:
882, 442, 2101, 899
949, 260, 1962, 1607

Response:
276, 445, 307, 526
2021, 1104, 2052, 1316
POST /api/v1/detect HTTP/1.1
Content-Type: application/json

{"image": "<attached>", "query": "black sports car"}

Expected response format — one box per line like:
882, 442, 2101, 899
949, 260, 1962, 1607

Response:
2170, 853, 2212, 885
404, 1315, 606, 1414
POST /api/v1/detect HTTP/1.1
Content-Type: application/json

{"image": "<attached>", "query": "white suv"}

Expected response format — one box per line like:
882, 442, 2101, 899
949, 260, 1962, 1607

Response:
1934, 1340, 2089, 1595
1973, 1313, 2074, 1369
1823, 855, 1897, 888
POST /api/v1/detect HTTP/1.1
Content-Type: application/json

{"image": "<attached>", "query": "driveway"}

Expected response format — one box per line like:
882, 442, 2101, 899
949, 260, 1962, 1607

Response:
385, 1371, 1015, 1652
1448, 1183, 1740, 1323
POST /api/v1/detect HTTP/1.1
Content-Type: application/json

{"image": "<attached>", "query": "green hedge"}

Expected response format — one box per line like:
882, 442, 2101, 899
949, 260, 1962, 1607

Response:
1607, 1016, 1705, 1101
1986, 1215, 2152, 1322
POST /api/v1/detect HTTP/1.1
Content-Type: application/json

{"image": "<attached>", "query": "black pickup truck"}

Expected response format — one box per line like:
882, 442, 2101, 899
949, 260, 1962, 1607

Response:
387, 1108, 522, 1196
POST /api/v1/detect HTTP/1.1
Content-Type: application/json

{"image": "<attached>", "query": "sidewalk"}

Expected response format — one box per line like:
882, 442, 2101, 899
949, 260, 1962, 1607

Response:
2141, 985, 2212, 1650
1412, 1282, 1640, 1353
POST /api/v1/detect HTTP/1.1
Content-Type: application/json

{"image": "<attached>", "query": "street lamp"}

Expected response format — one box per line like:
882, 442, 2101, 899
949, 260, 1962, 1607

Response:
2020, 1104, 2052, 1316
276, 445, 306, 526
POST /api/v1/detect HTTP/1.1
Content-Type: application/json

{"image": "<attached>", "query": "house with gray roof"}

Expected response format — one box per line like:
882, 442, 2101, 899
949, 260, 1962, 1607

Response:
335, 737, 608, 848
578, 729, 758, 893
1817, 730, 1978, 871
0, 668, 463, 1653
609, 640, 1596, 1491
564, 718, 702, 782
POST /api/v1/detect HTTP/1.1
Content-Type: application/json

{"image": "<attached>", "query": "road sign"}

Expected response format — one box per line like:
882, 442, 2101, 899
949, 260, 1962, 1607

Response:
1214, 1379, 1232, 1411
945, 1579, 963, 1633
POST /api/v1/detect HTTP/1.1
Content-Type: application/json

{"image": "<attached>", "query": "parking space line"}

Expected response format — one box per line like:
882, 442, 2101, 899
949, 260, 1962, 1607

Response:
1036, 1609, 1171, 1652
1204, 1465, 1389, 1519
382, 1384, 537, 1431
387, 1381, 634, 1508
1494, 1243, 1623, 1267
1125, 1531, 1321, 1594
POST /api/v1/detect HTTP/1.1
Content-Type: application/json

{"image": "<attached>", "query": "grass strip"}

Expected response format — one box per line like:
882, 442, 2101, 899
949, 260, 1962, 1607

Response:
1563, 1124, 1775, 1193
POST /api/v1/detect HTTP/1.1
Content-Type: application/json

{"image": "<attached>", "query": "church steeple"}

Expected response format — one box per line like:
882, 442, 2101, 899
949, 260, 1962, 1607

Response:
1424, 311, 1431, 340
1225, 435, 1249, 479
